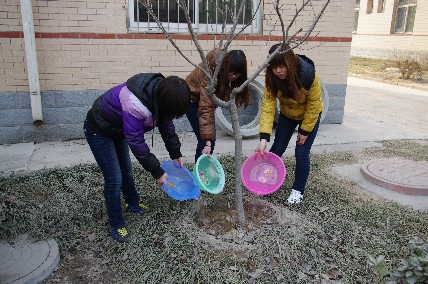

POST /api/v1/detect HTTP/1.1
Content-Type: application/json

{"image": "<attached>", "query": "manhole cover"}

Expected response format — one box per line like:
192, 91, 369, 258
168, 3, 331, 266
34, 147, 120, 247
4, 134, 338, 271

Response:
360, 158, 428, 196
0, 237, 60, 283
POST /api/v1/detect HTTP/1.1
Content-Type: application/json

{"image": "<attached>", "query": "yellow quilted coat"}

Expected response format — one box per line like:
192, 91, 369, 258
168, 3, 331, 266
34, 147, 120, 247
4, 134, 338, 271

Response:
259, 57, 323, 138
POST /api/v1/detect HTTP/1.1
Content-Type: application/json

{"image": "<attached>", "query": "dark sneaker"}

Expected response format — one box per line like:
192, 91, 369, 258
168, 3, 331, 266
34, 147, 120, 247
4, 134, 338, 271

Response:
125, 202, 148, 214
111, 226, 129, 243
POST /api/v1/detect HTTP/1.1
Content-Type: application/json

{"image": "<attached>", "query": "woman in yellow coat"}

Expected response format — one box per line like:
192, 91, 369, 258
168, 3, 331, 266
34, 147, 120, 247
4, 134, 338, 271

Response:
255, 44, 323, 204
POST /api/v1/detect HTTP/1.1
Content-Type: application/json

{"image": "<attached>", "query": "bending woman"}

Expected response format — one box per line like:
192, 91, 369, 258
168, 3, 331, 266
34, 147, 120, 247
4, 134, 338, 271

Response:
255, 44, 323, 204
185, 49, 250, 162
84, 74, 190, 242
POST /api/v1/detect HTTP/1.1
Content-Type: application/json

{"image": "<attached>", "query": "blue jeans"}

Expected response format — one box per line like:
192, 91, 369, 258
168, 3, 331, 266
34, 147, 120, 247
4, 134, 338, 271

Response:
83, 120, 140, 229
270, 113, 321, 194
186, 101, 216, 163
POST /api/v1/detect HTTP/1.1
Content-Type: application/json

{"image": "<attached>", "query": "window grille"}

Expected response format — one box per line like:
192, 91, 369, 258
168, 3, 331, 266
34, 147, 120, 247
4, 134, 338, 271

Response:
128, 0, 261, 34
354, 0, 360, 32
394, 0, 417, 33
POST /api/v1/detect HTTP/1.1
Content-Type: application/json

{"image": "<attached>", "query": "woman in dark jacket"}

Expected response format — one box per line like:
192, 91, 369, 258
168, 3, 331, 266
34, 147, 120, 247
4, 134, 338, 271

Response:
84, 74, 190, 242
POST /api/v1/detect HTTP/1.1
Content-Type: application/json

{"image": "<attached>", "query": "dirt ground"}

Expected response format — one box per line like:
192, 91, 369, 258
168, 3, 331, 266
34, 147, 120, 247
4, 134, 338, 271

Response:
42, 196, 312, 283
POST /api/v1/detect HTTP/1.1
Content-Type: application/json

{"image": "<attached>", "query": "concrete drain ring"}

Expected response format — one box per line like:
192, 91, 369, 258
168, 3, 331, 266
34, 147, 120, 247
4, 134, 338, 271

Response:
0, 237, 60, 283
360, 158, 428, 196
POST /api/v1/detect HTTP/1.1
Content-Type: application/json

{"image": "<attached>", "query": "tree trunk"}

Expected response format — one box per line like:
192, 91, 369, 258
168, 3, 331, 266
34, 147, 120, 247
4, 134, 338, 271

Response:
229, 103, 246, 225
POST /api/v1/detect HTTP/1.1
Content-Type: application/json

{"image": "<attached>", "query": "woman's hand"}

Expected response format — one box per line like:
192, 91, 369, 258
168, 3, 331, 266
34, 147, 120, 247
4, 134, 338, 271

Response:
174, 157, 184, 167
255, 139, 268, 155
156, 173, 168, 187
296, 133, 308, 145
202, 141, 212, 156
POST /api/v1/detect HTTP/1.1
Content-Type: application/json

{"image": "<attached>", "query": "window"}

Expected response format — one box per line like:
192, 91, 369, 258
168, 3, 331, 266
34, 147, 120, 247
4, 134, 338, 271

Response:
394, 0, 417, 33
354, 0, 360, 32
128, 0, 261, 34
366, 0, 374, 13
377, 0, 385, 13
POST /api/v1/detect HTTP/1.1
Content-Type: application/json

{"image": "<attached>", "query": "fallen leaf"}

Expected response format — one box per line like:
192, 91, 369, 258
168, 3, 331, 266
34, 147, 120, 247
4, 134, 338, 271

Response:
318, 206, 329, 213
246, 261, 256, 271
297, 271, 307, 280
326, 268, 342, 280
248, 268, 264, 279
87, 233, 96, 241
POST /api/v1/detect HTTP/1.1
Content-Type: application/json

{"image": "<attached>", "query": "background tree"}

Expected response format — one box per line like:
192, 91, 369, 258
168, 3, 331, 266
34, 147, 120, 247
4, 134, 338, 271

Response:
139, 0, 330, 225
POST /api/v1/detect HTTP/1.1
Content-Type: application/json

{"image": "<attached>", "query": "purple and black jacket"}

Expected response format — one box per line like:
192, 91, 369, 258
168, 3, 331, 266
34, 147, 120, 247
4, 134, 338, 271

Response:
86, 73, 181, 179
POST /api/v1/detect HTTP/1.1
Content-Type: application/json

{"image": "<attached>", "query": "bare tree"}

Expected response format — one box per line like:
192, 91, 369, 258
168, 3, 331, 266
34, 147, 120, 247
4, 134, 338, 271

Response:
138, 0, 330, 225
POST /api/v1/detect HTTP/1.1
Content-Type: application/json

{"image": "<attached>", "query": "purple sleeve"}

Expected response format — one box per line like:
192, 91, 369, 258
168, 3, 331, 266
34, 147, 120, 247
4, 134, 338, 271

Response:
120, 88, 164, 179
158, 120, 182, 160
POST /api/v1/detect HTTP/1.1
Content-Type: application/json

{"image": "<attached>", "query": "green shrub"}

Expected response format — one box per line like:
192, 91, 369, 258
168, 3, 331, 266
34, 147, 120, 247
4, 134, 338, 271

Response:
368, 237, 428, 284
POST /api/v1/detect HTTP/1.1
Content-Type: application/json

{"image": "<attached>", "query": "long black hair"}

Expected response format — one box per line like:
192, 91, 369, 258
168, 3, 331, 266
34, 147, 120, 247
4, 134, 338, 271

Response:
216, 50, 250, 107
265, 44, 302, 101
157, 76, 191, 121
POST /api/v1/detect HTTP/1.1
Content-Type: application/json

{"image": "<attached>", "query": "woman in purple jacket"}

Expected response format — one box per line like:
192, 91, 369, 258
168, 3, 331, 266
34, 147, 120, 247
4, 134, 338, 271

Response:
84, 74, 190, 242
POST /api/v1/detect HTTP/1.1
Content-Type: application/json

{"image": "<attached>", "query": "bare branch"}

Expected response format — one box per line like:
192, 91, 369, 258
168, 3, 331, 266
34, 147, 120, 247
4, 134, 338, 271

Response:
176, 0, 212, 79
274, 0, 287, 40
137, 0, 200, 69
226, 0, 246, 40
230, 0, 262, 41
297, 0, 331, 43
214, 0, 257, 108
268, 0, 330, 47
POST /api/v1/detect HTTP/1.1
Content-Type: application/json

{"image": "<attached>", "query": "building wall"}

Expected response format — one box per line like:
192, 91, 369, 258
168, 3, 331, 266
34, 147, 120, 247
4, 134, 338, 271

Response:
356, 0, 395, 34
352, 0, 428, 58
413, 0, 428, 34
0, 0, 354, 144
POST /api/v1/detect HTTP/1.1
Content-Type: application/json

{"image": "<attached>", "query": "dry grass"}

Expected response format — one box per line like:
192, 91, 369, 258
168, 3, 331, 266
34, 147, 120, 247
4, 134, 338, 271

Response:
349, 56, 428, 91
1, 140, 428, 283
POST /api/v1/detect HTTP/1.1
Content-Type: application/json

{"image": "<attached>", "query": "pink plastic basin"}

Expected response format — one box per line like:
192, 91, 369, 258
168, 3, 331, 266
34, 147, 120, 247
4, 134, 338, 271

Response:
241, 152, 286, 196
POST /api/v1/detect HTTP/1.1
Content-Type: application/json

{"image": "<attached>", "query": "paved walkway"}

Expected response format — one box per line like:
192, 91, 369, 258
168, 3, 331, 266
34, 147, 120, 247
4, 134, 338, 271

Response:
1, 77, 428, 283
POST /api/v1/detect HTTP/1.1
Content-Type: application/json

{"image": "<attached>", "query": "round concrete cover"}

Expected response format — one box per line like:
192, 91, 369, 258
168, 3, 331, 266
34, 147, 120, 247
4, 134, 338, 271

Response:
360, 158, 428, 196
0, 235, 60, 284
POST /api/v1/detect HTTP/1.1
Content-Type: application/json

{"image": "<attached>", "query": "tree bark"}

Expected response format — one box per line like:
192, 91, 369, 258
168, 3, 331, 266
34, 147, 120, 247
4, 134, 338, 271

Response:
229, 102, 245, 225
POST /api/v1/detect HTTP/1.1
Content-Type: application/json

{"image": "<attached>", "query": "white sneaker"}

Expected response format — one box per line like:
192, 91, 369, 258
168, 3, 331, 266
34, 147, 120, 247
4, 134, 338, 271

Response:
287, 189, 303, 204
